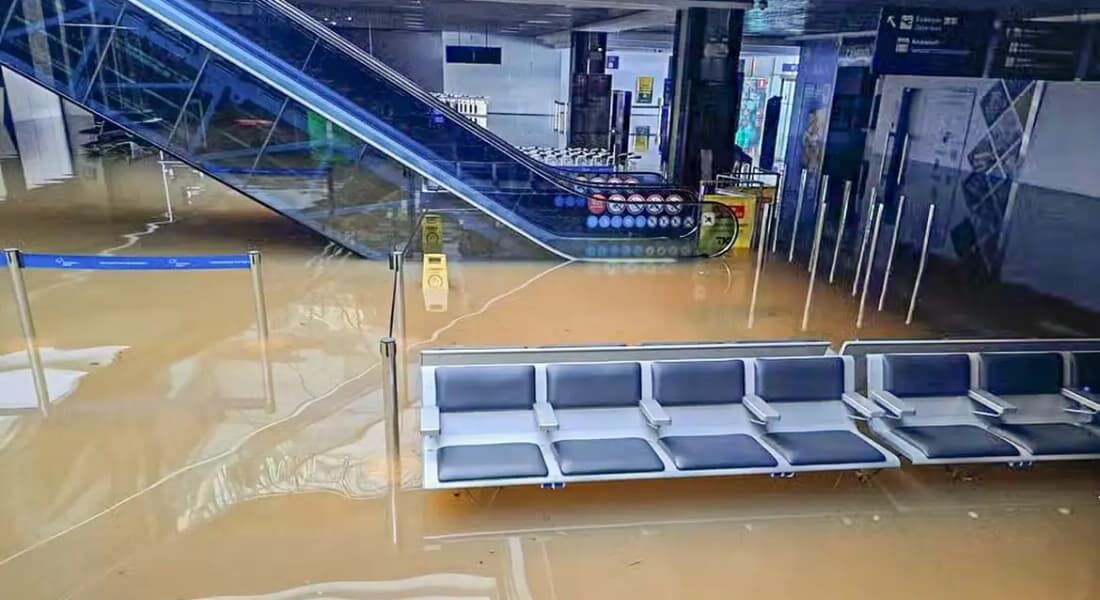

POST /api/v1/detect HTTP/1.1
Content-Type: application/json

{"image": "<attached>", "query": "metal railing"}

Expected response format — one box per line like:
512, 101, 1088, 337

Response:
2, 249, 272, 414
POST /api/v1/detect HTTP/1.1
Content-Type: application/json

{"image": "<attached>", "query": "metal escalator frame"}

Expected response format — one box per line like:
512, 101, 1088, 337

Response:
231, 0, 689, 197
127, 0, 582, 259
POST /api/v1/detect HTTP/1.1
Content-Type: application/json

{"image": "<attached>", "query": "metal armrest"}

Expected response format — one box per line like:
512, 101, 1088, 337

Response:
420, 406, 440, 436
843, 392, 885, 419
968, 389, 1017, 417
1061, 388, 1100, 414
868, 390, 916, 419
639, 398, 671, 428
533, 403, 559, 432
744, 394, 780, 425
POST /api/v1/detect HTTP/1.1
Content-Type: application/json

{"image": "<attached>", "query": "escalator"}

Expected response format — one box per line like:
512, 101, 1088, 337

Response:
0, 0, 736, 260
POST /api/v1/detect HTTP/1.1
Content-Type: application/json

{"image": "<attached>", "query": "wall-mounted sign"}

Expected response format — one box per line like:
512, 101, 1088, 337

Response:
990, 21, 1089, 81
636, 76, 655, 104
606, 55, 620, 70
871, 7, 995, 77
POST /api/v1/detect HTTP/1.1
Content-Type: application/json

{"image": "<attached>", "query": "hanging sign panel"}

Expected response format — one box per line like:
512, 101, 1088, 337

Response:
871, 8, 995, 77
989, 21, 1089, 81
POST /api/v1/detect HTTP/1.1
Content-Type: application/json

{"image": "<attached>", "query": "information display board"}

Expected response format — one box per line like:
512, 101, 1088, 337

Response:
990, 21, 1089, 81
871, 8, 995, 77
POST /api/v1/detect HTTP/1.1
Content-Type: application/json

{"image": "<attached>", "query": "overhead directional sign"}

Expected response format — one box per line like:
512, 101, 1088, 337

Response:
872, 7, 995, 77
990, 21, 1089, 81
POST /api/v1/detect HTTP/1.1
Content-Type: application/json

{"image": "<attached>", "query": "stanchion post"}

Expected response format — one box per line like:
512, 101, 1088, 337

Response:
748, 201, 772, 329
877, 195, 907, 311
852, 187, 878, 296
770, 171, 784, 254
828, 180, 853, 284
907, 204, 936, 325
801, 198, 828, 331
4, 248, 50, 414
808, 174, 829, 272
248, 250, 275, 412
787, 169, 809, 263
380, 336, 401, 545
857, 205, 884, 329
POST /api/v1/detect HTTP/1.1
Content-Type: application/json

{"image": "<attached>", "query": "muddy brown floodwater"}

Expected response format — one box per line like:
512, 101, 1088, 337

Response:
0, 157, 1097, 599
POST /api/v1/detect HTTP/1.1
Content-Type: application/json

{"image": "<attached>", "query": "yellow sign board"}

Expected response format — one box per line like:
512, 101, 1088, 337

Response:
422, 253, 449, 312
421, 214, 444, 254
636, 76, 655, 104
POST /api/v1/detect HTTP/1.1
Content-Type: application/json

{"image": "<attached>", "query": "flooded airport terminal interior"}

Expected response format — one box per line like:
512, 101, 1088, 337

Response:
1, 0, 1100, 598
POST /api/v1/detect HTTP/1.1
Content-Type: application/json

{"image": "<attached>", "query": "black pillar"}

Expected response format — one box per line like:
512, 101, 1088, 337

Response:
568, 32, 612, 149
668, 8, 745, 188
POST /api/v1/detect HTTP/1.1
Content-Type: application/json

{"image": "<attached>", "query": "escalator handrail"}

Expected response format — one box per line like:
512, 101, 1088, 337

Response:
239, 0, 692, 198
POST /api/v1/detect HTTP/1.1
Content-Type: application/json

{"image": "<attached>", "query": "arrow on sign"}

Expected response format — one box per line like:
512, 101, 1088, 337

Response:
887, 15, 897, 28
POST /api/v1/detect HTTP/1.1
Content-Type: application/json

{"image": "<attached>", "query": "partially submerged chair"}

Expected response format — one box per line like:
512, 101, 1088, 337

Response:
421, 365, 550, 487
974, 352, 1100, 460
749, 356, 899, 471
865, 353, 1022, 464
544, 362, 668, 478
650, 359, 780, 472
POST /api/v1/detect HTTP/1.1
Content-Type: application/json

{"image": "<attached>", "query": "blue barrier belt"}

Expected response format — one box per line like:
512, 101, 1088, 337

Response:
19, 254, 251, 271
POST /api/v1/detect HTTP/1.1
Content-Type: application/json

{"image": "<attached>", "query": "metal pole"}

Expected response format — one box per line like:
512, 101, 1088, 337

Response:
801, 198, 829, 331
852, 187, 878, 296
808, 174, 829, 271
770, 171, 784, 254
828, 180, 853, 284
896, 133, 911, 188
380, 336, 401, 544
248, 250, 275, 412
159, 151, 174, 222
4, 249, 49, 414
857, 205, 884, 330
748, 201, 772, 329
787, 169, 808, 263
906, 204, 936, 325
390, 249, 406, 343
877, 195, 907, 312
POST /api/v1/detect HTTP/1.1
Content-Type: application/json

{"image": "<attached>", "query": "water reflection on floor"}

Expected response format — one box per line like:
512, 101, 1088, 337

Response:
0, 158, 1097, 599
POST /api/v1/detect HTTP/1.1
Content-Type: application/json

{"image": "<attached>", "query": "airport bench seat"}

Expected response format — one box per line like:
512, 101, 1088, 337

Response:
752, 356, 897, 469
865, 353, 1025, 464
650, 359, 781, 471
976, 352, 1100, 460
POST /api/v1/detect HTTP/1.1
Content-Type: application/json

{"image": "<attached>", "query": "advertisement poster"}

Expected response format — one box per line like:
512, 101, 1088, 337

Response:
636, 76, 655, 104
735, 77, 769, 161
779, 39, 840, 243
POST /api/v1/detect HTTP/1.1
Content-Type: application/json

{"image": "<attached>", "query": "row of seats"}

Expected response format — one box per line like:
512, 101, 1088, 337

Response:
868, 351, 1100, 463
420, 351, 1100, 488
420, 355, 899, 488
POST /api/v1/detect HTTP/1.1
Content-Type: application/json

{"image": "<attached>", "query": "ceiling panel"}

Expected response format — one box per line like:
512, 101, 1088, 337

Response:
289, 0, 1100, 38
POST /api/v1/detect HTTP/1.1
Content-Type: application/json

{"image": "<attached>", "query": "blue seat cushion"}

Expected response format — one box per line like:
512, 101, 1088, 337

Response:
552, 438, 664, 475
883, 353, 971, 398
438, 443, 548, 482
980, 352, 1063, 395
755, 357, 845, 402
547, 363, 642, 409
996, 423, 1100, 455
652, 360, 745, 406
893, 425, 1019, 459
435, 365, 535, 412
764, 430, 886, 465
660, 434, 777, 470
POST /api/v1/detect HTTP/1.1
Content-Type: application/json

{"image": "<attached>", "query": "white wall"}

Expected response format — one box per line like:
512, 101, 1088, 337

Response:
1017, 82, 1100, 197
442, 32, 565, 116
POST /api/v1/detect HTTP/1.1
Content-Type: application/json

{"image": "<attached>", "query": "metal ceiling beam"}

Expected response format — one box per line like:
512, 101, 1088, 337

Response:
468, 0, 752, 9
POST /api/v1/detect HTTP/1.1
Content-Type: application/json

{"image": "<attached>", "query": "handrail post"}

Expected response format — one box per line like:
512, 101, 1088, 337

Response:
248, 250, 275, 412
907, 204, 937, 325
787, 169, 809, 262
748, 201, 773, 329
828, 180, 853, 283
877, 195, 907, 311
4, 248, 49, 414
857, 205, 885, 329
801, 197, 829, 331
380, 336, 401, 544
